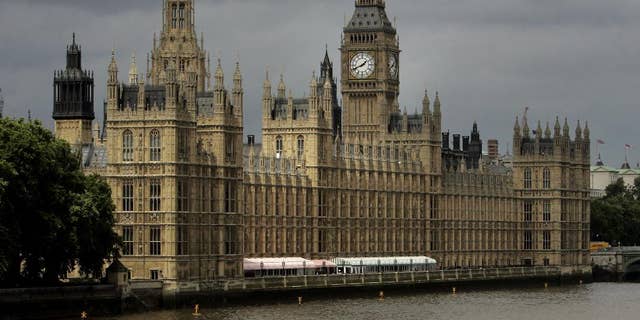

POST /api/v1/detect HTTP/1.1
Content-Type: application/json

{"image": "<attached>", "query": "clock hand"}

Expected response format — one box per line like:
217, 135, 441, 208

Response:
352, 60, 367, 70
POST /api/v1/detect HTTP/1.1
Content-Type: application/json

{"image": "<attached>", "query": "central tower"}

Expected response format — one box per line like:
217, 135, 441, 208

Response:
341, 0, 399, 145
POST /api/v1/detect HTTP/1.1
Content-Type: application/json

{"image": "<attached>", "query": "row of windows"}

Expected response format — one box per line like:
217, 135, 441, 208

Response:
274, 135, 305, 159
523, 168, 551, 189
121, 180, 237, 213
523, 230, 552, 250
121, 225, 239, 256
122, 130, 162, 162
523, 200, 552, 222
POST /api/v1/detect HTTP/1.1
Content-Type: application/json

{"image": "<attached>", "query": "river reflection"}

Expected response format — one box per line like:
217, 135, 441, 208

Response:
99, 283, 640, 320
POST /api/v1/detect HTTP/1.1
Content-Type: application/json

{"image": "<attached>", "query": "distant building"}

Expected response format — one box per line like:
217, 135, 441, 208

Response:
591, 156, 640, 197
487, 139, 499, 160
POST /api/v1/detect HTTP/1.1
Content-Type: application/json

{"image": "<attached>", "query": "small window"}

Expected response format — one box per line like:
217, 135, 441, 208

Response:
276, 136, 283, 159
297, 136, 305, 159
150, 226, 161, 256
150, 269, 160, 280
177, 179, 188, 212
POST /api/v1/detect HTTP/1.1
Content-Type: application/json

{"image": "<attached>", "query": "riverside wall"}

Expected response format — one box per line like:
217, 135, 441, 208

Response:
0, 266, 592, 318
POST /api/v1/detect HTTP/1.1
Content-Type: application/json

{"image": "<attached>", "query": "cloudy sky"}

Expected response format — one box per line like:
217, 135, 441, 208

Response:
1, 0, 639, 166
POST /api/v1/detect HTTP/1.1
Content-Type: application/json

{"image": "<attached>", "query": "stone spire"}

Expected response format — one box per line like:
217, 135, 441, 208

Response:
514, 116, 521, 137
277, 74, 286, 98
422, 90, 430, 115
263, 67, 272, 97
563, 118, 570, 137
554, 116, 561, 137
575, 120, 582, 141
536, 120, 543, 139
522, 115, 530, 138
128, 53, 138, 85
309, 71, 318, 97
544, 121, 551, 139
214, 58, 224, 90
233, 60, 242, 90
583, 121, 590, 140
433, 91, 441, 115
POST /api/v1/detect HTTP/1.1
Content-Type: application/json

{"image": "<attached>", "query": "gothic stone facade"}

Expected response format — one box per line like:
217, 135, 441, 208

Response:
53, 0, 590, 281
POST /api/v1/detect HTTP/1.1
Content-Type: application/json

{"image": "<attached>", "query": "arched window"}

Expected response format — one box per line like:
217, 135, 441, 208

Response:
123, 130, 134, 162
275, 136, 283, 159
150, 130, 161, 162
523, 168, 532, 189
297, 136, 305, 159
543, 168, 551, 189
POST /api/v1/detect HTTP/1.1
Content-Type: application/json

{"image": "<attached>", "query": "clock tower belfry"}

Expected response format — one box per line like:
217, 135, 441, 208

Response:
341, 0, 399, 145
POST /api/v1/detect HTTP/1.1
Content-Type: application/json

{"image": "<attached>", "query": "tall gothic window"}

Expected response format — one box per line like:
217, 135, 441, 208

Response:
179, 4, 185, 29
297, 135, 305, 159
543, 200, 551, 222
275, 136, 283, 159
543, 231, 551, 250
171, 4, 177, 29
176, 225, 188, 255
150, 130, 161, 162
150, 226, 161, 255
177, 179, 189, 212
177, 129, 189, 161
523, 230, 532, 250
224, 226, 237, 255
225, 135, 235, 162
122, 181, 134, 212
523, 168, 532, 189
150, 179, 161, 212
122, 226, 134, 256
224, 181, 236, 213
524, 200, 533, 222
123, 130, 134, 162
543, 168, 551, 189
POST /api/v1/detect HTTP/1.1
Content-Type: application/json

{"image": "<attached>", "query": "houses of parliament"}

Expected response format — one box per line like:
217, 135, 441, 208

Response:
52, 0, 591, 281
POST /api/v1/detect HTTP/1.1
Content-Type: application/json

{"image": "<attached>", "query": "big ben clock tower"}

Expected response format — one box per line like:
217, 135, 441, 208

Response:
341, 0, 399, 145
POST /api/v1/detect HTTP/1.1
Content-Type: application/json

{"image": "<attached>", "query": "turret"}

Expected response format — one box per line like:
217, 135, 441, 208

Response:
522, 115, 530, 139
536, 120, 543, 140
544, 122, 551, 139
214, 58, 225, 107
107, 50, 118, 103
277, 74, 286, 99
554, 116, 561, 138
432, 91, 442, 138
128, 53, 138, 85
166, 59, 178, 110
232, 60, 243, 117
322, 74, 332, 118
263, 69, 272, 119
575, 120, 582, 141
422, 89, 430, 116
583, 121, 590, 141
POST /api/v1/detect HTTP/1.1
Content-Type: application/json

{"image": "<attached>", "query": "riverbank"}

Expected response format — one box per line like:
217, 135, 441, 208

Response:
0, 265, 591, 319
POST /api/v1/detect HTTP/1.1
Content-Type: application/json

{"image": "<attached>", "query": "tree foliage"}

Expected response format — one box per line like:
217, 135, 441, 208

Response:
591, 177, 640, 246
0, 118, 119, 286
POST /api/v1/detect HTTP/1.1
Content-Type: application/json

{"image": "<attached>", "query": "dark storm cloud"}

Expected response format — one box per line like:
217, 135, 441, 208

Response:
1, 0, 639, 166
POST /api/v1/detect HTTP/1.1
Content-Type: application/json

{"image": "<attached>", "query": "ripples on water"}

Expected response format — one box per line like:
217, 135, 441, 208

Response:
101, 283, 640, 320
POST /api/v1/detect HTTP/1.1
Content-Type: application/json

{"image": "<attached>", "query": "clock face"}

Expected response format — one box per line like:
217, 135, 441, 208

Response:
389, 55, 398, 79
350, 52, 375, 79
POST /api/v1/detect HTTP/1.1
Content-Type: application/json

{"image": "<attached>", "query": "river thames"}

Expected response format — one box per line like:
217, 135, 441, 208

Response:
99, 282, 640, 320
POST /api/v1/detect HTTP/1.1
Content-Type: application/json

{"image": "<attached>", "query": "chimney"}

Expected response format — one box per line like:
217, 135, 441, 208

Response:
247, 135, 255, 146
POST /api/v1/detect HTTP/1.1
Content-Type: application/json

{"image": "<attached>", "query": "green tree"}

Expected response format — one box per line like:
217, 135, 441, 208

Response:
0, 118, 119, 286
591, 178, 640, 246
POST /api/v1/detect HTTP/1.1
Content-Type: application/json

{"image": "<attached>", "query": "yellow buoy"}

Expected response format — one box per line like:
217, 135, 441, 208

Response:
379, 291, 385, 301
452, 287, 457, 295
192, 304, 201, 317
